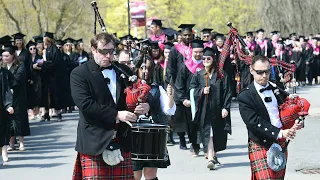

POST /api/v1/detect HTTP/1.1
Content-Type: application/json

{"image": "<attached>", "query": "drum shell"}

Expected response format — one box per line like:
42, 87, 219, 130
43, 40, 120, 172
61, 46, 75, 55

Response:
131, 123, 168, 160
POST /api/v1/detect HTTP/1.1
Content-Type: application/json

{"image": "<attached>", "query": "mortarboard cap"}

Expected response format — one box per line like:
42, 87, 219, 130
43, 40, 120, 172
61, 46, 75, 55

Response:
120, 34, 133, 41
277, 40, 284, 44
256, 28, 265, 33
2, 42, 17, 54
164, 42, 174, 50
201, 28, 213, 35
246, 31, 254, 37
298, 35, 305, 39
163, 28, 177, 40
270, 31, 280, 36
43, 32, 54, 39
203, 47, 217, 58
191, 39, 204, 48
151, 19, 162, 27
12, 32, 26, 40
77, 39, 83, 43
64, 37, 75, 44
26, 40, 36, 49
56, 40, 65, 46
178, 24, 196, 32
137, 39, 150, 47
0, 35, 13, 44
214, 33, 224, 40
289, 33, 297, 37
149, 40, 160, 49
33, 35, 43, 44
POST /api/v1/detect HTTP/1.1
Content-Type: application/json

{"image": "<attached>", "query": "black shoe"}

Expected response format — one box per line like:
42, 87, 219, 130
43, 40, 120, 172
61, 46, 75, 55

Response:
61, 108, 67, 114
57, 113, 62, 122
212, 156, 221, 166
179, 136, 187, 150
167, 131, 176, 146
40, 112, 50, 122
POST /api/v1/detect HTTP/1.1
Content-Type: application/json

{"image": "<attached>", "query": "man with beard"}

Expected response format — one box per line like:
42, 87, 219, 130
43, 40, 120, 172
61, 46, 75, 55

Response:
174, 39, 204, 155
201, 28, 214, 48
166, 24, 195, 150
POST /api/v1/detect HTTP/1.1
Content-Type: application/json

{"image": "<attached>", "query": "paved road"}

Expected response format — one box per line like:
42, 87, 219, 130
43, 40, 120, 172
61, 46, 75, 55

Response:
1, 85, 320, 180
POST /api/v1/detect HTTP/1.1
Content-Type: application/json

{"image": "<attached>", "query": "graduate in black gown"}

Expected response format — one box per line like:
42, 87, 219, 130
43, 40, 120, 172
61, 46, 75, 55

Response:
290, 41, 305, 85
76, 39, 89, 65
174, 39, 204, 155
255, 29, 273, 58
0, 64, 14, 165
1, 44, 30, 152
166, 24, 195, 150
26, 41, 43, 120
37, 32, 69, 121
189, 47, 232, 170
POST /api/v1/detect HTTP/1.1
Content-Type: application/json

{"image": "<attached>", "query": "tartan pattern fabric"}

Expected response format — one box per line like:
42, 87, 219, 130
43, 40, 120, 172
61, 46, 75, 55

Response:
248, 140, 287, 180
218, 29, 236, 78
72, 151, 134, 180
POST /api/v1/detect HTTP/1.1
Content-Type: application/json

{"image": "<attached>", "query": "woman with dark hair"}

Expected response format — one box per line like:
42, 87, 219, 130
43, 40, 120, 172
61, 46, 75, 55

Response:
37, 32, 69, 122
132, 55, 176, 180
26, 41, 42, 120
189, 47, 232, 170
0, 47, 15, 165
149, 41, 165, 87
1, 44, 30, 153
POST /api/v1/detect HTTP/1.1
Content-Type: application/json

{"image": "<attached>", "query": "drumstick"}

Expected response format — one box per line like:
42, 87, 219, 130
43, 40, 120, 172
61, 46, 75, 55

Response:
125, 121, 133, 127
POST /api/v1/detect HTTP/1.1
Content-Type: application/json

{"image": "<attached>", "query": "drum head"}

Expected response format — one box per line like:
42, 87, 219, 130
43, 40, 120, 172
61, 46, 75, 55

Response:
132, 123, 168, 129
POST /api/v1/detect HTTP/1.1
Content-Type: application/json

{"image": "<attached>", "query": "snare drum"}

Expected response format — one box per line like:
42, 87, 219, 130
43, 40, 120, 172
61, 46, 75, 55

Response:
131, 123, 169, 161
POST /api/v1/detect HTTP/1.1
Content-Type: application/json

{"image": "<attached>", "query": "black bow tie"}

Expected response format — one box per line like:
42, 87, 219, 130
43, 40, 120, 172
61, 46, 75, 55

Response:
104, 77, 110, 84
259, 84, 273, 93
100, 65, 113, 71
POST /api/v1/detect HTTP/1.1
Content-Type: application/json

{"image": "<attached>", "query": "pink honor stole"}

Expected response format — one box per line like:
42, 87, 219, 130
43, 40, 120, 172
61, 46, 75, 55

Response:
184, 59, 204, 74
246, 41, 257, 52
150, 33, 166, 43
204, 41, 214, 48
174, 43, 193, 61
257, 39, 267, 50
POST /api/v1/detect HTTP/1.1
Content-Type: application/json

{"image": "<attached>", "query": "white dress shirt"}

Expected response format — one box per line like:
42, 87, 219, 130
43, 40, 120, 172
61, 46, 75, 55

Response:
101, 68, 117, 104
159, 86, 176, 115
254, 81, 283, 138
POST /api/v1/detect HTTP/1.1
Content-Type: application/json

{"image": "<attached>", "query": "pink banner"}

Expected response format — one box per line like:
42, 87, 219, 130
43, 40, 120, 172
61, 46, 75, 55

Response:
130, 1, 146, 27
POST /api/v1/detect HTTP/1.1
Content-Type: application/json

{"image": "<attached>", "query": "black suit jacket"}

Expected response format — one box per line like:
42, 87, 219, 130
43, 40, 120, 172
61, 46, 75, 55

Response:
238, 82, 288, 148
70, 60, 132, 155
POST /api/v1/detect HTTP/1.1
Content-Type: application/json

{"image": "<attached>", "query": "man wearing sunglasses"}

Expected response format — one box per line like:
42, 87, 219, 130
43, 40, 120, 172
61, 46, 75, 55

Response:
70, 32, 150, 179
201, 28, 214, 48
238, 55, 304, 180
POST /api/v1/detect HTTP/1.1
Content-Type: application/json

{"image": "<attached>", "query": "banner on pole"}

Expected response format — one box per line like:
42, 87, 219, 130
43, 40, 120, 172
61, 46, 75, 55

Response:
130, 1, 146, 27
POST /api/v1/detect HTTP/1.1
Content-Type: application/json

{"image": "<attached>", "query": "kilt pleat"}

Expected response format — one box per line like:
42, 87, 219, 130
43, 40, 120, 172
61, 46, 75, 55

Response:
72, 151, 134, 180
248, 140, 287, 180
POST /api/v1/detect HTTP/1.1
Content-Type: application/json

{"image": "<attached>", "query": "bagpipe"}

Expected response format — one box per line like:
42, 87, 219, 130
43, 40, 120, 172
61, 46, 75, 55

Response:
218, 22, 296, 92
91, 1, 150, 114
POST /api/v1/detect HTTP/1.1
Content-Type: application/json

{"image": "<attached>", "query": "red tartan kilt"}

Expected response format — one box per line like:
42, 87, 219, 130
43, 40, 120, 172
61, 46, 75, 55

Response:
72, 151, 134, 180
248, 139, 287, 180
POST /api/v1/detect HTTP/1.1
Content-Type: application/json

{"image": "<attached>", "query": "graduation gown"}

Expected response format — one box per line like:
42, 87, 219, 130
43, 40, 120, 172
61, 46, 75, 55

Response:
27, 55, 43, 108
8, 64, 30, 136
302, 46, 314, 80
17, 48, 32, 80
42, 44, 69, 109
174, 64, 194, 133
62, 52, 75, 107
291, 50, 305, 81
0, 68, 14, 146
166, 45, 188, 84
190, 70, 232, 152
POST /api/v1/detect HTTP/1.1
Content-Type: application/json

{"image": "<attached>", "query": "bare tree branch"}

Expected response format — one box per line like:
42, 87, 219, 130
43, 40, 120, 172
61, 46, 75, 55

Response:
0, 0, 21, 32
31, 0, 43, 34
55, 0, 73, 34
62, 0, 87, 33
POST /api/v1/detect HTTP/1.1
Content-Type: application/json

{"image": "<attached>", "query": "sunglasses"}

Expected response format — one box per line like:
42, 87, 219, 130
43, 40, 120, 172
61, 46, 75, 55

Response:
252, 67, 271, 75
203, 56, 213, 61
29, 47, 36, 50
97, 48, 115, 55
